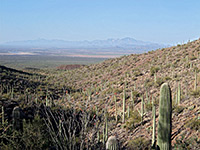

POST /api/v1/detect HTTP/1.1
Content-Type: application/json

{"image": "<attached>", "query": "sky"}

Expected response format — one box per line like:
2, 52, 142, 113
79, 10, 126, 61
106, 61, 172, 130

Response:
0, 0, 200, 45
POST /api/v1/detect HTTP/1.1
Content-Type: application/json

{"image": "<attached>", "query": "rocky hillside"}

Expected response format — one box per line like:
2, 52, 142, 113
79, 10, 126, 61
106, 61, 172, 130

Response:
47, 39, 200, 149
1, 39, 200, 149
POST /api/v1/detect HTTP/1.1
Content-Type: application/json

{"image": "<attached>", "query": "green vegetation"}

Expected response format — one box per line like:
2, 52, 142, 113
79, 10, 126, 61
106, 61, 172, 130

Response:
150, 66, 160, 76
127, 137, 151, 150
173, 105, 184, 114
126, 110, 141, 131
174, 133, 200, 150
185, 118, 200, 131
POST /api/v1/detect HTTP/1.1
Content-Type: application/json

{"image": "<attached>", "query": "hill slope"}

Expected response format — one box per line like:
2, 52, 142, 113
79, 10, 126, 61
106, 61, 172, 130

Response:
47, 39, 200, 149
0, 39, 200, 149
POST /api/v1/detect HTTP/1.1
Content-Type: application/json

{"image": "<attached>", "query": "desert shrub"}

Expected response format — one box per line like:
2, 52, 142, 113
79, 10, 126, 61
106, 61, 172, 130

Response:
132, 90, 140, 98
125, 110, 141, 131
153, 97, 159, 106
173, 133, 200, 150
155, 77, 165, 87
132, 68, 143, 77
132, 76, 137, 81
133, 71, 143, 77
190, 89, 200, 98
73, 92, 81, 100
144, 79, 154, 88
165, 64, 171, 69
173, 105, 184, 114
184, 63, 190, 69
177, 44, 181, 47
0, 115, 51, 150
164, 76, 171, 81
127, 137, 151, 150
190, 55, 197, 61
113, 88, 123, 94
185, 118, 200, 131
145, 102, 152, 112
150, 66, 159, 76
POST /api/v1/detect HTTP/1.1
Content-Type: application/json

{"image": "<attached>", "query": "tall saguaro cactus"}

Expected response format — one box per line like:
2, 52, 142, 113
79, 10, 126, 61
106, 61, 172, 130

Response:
131, 90, 134, 110
11, 86, 14, 99
177, 82, 181, 105
2, 106, 4, 125
114, 95, 118, 122
157, 83, 172, 150
194, 69, 197, 91
105, 114, 108, 142
138, 96, 145, 124
122, 89, 126, 123
152, 104, 156, 148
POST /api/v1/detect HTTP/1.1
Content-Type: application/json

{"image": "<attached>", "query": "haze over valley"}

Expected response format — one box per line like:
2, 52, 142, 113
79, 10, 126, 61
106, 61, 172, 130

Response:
0, 37, 167, 58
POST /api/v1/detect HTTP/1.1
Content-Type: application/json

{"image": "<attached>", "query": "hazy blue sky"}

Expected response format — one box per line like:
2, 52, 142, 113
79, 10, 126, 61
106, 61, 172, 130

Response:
1, 0, 200, 44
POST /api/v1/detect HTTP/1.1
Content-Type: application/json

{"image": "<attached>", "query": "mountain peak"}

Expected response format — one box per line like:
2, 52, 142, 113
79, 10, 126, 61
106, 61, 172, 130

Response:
121, 37, 136, 41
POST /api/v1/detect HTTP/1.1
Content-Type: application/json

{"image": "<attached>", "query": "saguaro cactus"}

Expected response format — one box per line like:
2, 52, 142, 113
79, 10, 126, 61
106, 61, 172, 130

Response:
59, 119, 62, 136
154, 72, 157, 83
194, 69, 197, 91
103, 125, 105, 145
35, 95, 38, 104
45, 96, 49, 106
122, 89, 126, 123
106, 136, 119, 150
105, 114, 108, 142
2, 106, 4, 125
190, 62, 193, 69
146, 88, 149, 102
152, 104, 156, 148
11, 86, 14, 99
103, 109, 108, 145
177, 82, 181, 105
127, 105, 130, 118
97, 130, 100, 143
130, 90, 134, 110
114, 95, 118, 122
138, 96, 145, 124
157, 83, 172, 150
12, 106, 23, 131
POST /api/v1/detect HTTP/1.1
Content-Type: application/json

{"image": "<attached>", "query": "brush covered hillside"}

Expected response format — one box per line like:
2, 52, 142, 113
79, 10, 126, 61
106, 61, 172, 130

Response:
1, 39, 200, 149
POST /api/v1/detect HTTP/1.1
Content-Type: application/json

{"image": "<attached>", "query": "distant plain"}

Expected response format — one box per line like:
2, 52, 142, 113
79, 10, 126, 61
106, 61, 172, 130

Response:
0, 55, 107, 69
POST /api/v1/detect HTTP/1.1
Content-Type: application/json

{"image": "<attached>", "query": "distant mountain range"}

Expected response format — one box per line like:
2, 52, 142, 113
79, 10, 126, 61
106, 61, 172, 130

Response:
1, 37, 167, 52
